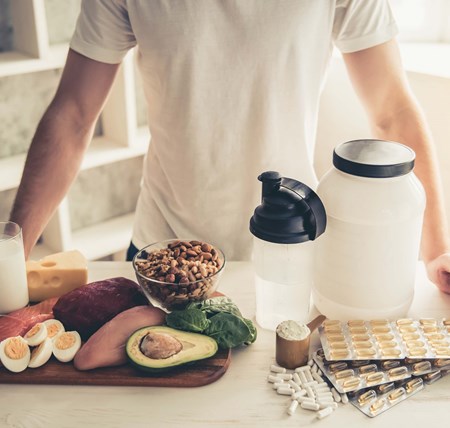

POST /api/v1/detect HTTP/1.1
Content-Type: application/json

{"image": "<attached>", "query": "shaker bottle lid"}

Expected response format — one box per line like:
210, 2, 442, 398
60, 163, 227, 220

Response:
333, 139, 415, 178
249, 171, 327, 244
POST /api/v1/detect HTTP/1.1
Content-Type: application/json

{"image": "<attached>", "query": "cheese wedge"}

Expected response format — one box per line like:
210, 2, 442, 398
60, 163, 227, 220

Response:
26, 250, 88, 302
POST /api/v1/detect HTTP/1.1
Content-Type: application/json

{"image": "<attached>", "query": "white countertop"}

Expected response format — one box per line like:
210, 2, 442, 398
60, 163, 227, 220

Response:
1, 261, 450, 428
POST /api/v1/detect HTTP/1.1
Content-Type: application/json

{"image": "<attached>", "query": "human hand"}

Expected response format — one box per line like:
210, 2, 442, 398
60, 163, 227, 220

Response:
425, 253, 450, 294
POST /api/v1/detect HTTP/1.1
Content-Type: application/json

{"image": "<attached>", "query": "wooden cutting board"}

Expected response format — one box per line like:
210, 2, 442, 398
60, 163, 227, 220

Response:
0, 347, 231, 387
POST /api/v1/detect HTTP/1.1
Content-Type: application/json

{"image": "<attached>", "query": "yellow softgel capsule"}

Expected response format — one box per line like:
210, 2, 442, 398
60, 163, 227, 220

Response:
369, 398, 386, 414
328, 361, 348, 372
408, 347, 427, 357
379, 341, 397, 349
358, 389, 377, 406
442, 319, 450, 326
381, 360, 401, 370
399, 326, 417, 334
324, 319, 341, 327
372, 326, 390, 334
405, 377, 423, 393
433, 348, 450, 357
349, 327, 367, 335
426, 333, 445, 341
434, 359, 450, 368
327, 334, 346, 343
335, 369, 355, 380
429, 341, 449, 348
388, 366, 408, 379
330, 349, 350, 359
329, 341, 348, 350
419, 318, 437, 326
378, 382, 395, 394
348, 320, 366, 327
388, 387, 406, 403
375, 333, 394, 342
405, 340, 425, 349
354, 341, 373, 349
412, 361, 431, 374
402, 333, 420, 341
356, 348, 377, 357
381, 348, 402, 357
397, 319, 414, 326
351, 359, 371, 367
352, 334, 371, 342
366, 372, 384, 385
370, 319, 389, 326
341, 376, 361, 389
359, 364, 378, 375
422, 326, 439, 334
424, 370, 441, 384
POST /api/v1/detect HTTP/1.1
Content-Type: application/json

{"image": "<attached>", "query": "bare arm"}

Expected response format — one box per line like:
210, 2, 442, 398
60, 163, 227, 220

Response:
343, 39, 450, 292
10, 49, 120, 258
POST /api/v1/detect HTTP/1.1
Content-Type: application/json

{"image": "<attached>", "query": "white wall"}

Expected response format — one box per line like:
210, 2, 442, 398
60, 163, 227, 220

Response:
315, 57, 450, 232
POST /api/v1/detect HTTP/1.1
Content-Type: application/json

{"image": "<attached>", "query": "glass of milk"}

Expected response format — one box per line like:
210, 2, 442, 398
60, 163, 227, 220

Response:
0, 222, 29, 313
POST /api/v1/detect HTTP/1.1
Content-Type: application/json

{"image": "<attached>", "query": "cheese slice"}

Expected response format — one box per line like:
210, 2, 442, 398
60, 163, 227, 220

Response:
26, 250, 88, 302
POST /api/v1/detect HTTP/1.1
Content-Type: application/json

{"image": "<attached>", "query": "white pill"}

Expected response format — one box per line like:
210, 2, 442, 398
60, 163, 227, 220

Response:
277, 387, 293, 396
267, 374, 279, 383
308, 359, 314, 366
293, 373, 301, 384
301, 401, 320, 411
295, 365, 311, 373
270, 364, 286, 373
314, 386, 331, 393
303, 381, 318, 387
331, 388, 342, 403
317, 406, 334, 419
316, 382, 329, 388
316, 392, 333, 400
277, 373, 293, 381
312, 371, 324, 383
287, 400, 299, 416
289, 381, 302, 392
318, 402, 338, 410
273, 381, 285, 389
305, 386, 315, 398
341, 393, 349, 404
293, 390, 307, 399
299, 371, 308, 384
305, 370, 314, 383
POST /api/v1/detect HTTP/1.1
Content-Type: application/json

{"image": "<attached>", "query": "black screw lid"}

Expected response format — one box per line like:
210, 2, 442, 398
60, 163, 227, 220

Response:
249, 171, 327, 244
333, 139, 415, 178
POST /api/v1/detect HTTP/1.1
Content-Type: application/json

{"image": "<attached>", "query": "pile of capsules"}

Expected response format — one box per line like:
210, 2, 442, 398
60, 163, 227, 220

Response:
312, 318, 450, 417
267, 359, 348, 419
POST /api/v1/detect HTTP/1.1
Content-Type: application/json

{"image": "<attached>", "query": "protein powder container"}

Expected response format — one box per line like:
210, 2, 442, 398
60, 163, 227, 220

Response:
313, 139, 426, 320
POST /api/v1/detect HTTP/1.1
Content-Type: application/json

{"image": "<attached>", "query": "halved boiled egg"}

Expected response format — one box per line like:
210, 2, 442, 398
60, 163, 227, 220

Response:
28, 337, 53, 368
0, 336, 30, 372
43, 319, 65, 340
24, 322, 48, 346
53, 331, 81, 363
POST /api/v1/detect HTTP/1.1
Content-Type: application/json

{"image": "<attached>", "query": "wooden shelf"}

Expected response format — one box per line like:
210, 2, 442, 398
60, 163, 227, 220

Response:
0, 127, 149, 192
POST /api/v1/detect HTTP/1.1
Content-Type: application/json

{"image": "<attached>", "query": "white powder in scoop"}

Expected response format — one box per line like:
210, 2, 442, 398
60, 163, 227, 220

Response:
276, 320, 310, 341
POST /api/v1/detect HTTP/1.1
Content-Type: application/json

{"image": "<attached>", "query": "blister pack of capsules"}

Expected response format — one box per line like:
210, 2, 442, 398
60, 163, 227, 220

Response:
319, 318, 450, 361
348, 369, 449, 417
312, 348, 450, 393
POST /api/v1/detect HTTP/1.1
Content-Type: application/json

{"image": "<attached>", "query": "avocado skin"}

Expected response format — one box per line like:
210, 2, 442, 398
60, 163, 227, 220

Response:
126, 326, 218, 374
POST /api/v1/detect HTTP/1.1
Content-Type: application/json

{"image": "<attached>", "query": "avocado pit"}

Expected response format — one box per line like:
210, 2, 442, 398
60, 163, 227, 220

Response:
140, 331, 183, 359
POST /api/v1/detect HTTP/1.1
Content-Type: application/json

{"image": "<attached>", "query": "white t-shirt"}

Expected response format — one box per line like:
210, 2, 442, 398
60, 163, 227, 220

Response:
70, 0, 397, 260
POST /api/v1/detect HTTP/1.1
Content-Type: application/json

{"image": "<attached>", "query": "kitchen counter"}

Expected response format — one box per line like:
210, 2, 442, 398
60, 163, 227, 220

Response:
1, 261, 449, 428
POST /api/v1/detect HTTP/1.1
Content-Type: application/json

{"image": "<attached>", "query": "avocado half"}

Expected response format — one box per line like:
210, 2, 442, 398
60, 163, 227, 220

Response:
126, 326, 218, 373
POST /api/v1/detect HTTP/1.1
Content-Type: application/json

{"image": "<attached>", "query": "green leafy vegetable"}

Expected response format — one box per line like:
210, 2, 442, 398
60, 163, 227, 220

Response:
166, 308, 210, 333
165, 296, 257, 349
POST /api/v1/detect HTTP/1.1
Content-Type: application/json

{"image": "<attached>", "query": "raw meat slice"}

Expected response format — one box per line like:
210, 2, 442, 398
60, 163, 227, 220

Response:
0, 297, 58, 342
53, 277, 148, 340
74, 305, 166, 370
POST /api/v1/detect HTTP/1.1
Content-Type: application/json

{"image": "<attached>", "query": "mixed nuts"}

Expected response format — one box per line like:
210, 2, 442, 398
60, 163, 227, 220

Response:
135, 240, 224, 309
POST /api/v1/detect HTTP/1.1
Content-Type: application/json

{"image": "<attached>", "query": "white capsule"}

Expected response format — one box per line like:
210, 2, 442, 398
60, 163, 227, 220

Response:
287, 400, 299, 416
316, 392, 334, 401
297, 396, 316, 405
308, 359, 314, 366
318, 401, 338, 410
293, 373, 301, 384
341, 393, 349, 404
314, 385, 331, 393
306, 386, 315, 398
277, 373, 293, 381
312, 371, 324, 383
305, 370, 314, 383
277, 387, 293, 396
317, 406, 334, 419
273, 381, 285, 389
289, 380, 302, 392
267, 374, 279, 383
301, 401, 320, 411
316, 382, 329, 389
331, 388, 342, 403
303, 381, 318, 387
271, 364, 286, 373
299, 371, 308, 384
295, 365, 311, 372
293, 390, 307, 399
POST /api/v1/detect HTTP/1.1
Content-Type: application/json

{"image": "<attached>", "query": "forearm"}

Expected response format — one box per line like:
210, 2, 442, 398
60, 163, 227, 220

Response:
371, 100, 450, 263
10, 105, 94, 258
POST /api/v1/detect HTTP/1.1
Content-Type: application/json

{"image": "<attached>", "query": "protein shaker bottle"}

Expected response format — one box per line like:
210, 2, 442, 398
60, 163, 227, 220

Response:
249, 171, 327, 331
313, 139, 426, 320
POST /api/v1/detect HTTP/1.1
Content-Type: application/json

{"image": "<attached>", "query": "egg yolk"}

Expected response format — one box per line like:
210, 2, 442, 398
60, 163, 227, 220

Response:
55, 333, 76, 350
5, 338, 28, 359
47, 323, 60, 338
25, 324, 41, 338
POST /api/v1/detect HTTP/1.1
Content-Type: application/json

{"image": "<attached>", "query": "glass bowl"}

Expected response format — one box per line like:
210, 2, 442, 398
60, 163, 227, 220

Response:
132, 239, 226, 311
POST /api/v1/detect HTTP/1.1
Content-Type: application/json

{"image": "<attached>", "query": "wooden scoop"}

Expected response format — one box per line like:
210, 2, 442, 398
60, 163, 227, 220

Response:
275, 315, 326, 369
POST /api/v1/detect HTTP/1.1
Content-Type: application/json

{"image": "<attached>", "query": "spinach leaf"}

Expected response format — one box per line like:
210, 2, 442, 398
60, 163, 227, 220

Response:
187, 296, 242, 318
243, 318, 257, 344
166, 308, 210, 333
205, 312, 252, 349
